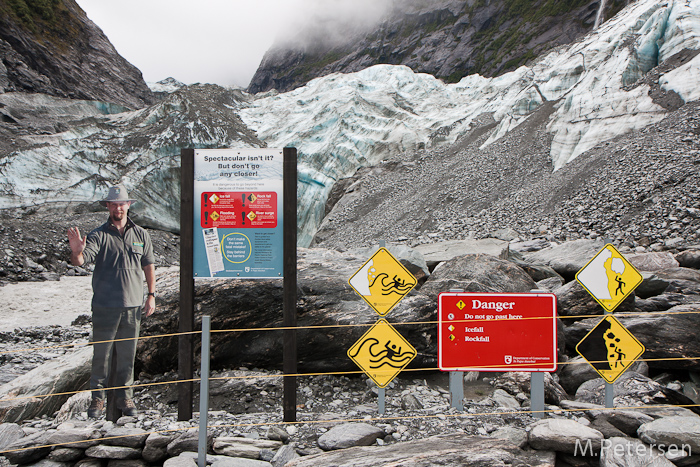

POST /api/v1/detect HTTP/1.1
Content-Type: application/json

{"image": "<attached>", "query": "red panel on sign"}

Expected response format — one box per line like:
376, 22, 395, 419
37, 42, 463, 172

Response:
200, 192, 277, 229
438, 293, 557, 372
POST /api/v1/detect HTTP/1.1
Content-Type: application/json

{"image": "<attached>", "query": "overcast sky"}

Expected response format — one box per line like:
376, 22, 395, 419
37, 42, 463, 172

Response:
75, 0, 391, 89
76, 0, 309, 88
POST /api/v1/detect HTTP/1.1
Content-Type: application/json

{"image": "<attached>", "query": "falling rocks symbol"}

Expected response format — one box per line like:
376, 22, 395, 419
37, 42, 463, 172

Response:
576, 315, 645, 384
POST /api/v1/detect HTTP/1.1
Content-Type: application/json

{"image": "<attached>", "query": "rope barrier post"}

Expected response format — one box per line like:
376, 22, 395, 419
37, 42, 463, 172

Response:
604, 310, 614, 408
378, 387, 385, 414
529, 289, 547, 419
179, 148, 195, 421
283, 147, 298, 423
449, 371, 464, 410
531, 372, 545, 419
602, 239, 614, 410
377, 240, 387, 416
198, 316, 211, 467
448, 288, 464, 410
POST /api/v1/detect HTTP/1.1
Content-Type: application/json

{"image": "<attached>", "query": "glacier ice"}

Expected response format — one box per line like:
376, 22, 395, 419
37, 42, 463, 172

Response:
1, 0, 698, 246
0, 86, 262, 232
239, 0, 700, 246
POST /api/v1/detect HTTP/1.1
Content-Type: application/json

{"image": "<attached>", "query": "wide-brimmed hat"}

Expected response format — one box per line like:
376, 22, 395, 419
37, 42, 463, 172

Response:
100, 184, 136, 206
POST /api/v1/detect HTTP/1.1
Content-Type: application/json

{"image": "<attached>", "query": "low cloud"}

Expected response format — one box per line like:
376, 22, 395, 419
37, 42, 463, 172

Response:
275, 0, 393, 51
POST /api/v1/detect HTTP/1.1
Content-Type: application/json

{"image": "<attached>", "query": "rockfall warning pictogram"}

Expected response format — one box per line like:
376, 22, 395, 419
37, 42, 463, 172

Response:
576, 315, 645, 384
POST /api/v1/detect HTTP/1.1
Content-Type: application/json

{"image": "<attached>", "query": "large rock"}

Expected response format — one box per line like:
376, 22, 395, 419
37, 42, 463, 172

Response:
286, 433, 555, 466
523, 240, 605, 280
558, 356, 648, 395
636, 272, 671, 298
413, 239, 509, 268
527, 419, 604, 454
46, 426, 101, 448
317, 423, 385, 450
600, 437, 676, 467
102, 427, 149, 448
586, 409, 655, 437
637, 416, 700, 452
508, 256, 564, 283
84, 444, 142, 460
0, 422, 24, 450
212, 437, 283, 458
419, 254, 537, 299
575, 371, 699, 409
142, 432, 175, 463
210, 458, 272, 467
2, 430, 54, 465
0, 346, 91, 423
138, 248, 437, 374
554, 280, 634, 320
627, 252, 680, 272
654, 267, 700, 294
675, 249, 700, 269
270, 444, 300, 466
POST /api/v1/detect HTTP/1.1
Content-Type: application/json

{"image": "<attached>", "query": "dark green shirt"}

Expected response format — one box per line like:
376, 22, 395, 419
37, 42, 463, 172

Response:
82, 217, 155, 308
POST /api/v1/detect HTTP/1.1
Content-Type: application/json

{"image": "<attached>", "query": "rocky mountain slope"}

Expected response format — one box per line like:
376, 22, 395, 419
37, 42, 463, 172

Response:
248, 0, 626, 94
242, 0, 700, 246
0, 0, 698, 281
311, 98, 700, 252
0, 0, 154, 109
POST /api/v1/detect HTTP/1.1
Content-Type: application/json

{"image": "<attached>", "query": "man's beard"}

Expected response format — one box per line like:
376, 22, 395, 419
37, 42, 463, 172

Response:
110, 211, 126, 222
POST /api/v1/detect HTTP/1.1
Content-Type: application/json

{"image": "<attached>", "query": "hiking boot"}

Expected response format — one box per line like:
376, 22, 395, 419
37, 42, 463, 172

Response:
87, 398, 104, 418
117, 398, 138, 417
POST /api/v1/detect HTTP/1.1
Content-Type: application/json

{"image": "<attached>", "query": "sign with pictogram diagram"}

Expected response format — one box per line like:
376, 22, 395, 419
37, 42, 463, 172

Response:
348, 319, 417, 388
348, 248, 417, 316
193, 148, 283, 278
576, 315, 645, 383
438, 292, 558, 372
576, 244, 643, 312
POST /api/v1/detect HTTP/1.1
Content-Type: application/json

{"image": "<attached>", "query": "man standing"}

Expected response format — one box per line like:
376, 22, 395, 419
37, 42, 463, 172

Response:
67, 184, 156, 418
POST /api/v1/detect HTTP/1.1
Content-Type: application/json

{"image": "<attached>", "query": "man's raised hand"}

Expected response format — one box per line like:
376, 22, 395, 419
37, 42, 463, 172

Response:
67, 227, 86, 266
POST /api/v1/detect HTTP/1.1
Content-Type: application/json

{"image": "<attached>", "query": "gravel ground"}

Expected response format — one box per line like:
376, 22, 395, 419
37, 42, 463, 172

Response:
11, 363, 559, 456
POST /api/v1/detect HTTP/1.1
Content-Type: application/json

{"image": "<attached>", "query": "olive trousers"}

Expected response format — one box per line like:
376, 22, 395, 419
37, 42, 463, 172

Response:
90, 306, 141, 401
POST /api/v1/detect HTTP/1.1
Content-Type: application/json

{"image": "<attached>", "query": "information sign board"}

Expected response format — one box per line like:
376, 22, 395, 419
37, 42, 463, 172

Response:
193, 148, 283, 278
438, 292, 557, 372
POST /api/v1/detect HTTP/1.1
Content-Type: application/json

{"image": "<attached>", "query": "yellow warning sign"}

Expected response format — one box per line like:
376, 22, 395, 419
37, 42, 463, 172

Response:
348, 248, 417, 316
209, 194, 220, 204
575, 315, 645, 383
247, 211, 257, 222
348, 319, 417, 388
210, 211, 220, 221
576, 244, 643, 312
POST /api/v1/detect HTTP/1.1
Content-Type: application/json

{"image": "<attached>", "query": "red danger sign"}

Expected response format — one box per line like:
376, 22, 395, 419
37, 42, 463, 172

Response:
200, 192, 277, 229
438, 292, 557, 372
